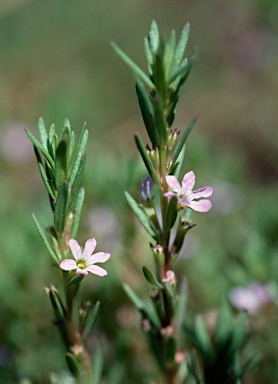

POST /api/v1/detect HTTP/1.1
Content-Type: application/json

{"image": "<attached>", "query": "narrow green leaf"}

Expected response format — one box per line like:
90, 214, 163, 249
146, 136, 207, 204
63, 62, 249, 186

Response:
164, 30, 176, 80
148, 20, 160, 54
163, 336, 176, 365
48, 289, 65, 319
25, 128, 55, 170
66, 352, 81, 377
111, 42, 155, 90
70, 187, 85, 239
153, 96, 168, 145
38, 117, 48, 149
167, 59, 189, 88
164, 196, 178, 230
123, 283, 145, 311
143, 265, 163, 288
171, 115, 196, 166
174, 278, 187, 332
125, 191, 156, 238
68, 130, 75, 163
136, 80, 158, 147
32, 214, 59, 263
171, 144, 186, 179
169, 23, 190, 78
82, 301, 101, 340
54, 181, 69, 233
153, 44, 167, 102
195, 317, 212, 358
144, 36, 153, 75
68, 153, 86, 208
134, 133, 160, 185
69, 125, 88, 185
67, 274, 84, 285
55, 139, 68, 189
33, 145, 56, 200
91, 343, 104, 384
48, 123, 57, 159
215, 306, 232, 350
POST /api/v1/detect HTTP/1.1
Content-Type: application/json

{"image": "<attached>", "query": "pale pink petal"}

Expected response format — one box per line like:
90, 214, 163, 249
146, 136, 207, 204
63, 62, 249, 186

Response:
86, 265, 108, 276
165, 176, 181, 193
187, 199, 212, 212
83, 238, 97, 260
164, 192, 176, 198
87, 252, 111, 264
181, 171, 195, 194
192, 186, 213, 199
76, 268, 89, 275
180, 196, 190, 207
69, 239, 82, 260
60, 259, 77, 271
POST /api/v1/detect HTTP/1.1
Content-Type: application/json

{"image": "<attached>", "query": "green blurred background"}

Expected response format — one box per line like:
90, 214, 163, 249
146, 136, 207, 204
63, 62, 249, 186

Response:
0, 0, 277, 382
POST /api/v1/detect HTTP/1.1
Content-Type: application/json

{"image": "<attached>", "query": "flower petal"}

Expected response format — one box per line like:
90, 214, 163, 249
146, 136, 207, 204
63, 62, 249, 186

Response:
69, 239, 82, 260
192, 186, 213, 199
83, 238, 97, 260
76, 268, 89, 275
181, 171, 195, 194
164, 192, 176, 198
165, 175, 181, 194
187, 199, 212, 212
86, 265, 108, 276
87, 252, 111, 264
60, 259, 77, 271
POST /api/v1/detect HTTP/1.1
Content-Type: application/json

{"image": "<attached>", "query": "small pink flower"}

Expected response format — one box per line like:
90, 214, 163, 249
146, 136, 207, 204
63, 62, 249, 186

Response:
229, 282, 271, 315
60, 238, 110, 276
164, 171, 213, 212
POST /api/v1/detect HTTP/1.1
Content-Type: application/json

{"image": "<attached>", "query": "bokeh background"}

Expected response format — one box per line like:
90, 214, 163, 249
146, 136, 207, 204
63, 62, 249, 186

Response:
0, 0, 277, 382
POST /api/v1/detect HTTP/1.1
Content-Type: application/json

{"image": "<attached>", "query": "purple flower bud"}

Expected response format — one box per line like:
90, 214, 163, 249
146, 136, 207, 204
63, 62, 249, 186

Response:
139, 176, 154, 201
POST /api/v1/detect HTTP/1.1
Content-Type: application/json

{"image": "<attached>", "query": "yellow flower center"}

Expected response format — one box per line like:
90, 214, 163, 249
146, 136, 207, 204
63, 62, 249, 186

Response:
77, 260, 87, 269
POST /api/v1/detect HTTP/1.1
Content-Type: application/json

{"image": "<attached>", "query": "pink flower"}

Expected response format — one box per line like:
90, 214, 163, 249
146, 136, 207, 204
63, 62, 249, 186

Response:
229, 282, 271, 315
164, 171, 213, 212
60, 238, 110, 276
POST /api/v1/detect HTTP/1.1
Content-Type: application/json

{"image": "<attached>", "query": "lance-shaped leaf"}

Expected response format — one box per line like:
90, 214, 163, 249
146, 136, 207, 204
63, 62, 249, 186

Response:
167, 52, 197, 126
153, 44, 167, 102
66, 352, 81, 377
48, 288, 66, 319
164, 196, 178, 231
163, 336, 176, 366
69, 125, 88, 185
25, 128, 55, 170
54, 181, 69, 233
229, 312, 248, 353
68, 153, 86, 209
33, 146, 56, 201
148, 20, 160, 55
164, 30, 176, 80
134, 133, 160, 185
174, 278, 187, 333
164, 281, 176, 318
55, 139, 68, 190
136, 80, 158, 147
153, 96, 168, 146
32, 213, 59, 263
70, 187, 85, 239
111, 42, 155, 90
195, 317, 212, 360
214, 306, 232, 352
171, 144, 186, 179
123, 283, 145, 311
67, 274, 84, 286
82, 301, 101, 340
47, 123, 57, 159
169, 23, 190, 79
125, 191, 156, 238
143, 265, 163, 288
91, 343, 104, 384
38, 117, 48, 150
171, 115, 196, 166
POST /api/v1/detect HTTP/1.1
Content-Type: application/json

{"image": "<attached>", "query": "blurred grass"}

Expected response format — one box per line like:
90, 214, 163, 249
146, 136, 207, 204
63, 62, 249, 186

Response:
0, 0, 277, 383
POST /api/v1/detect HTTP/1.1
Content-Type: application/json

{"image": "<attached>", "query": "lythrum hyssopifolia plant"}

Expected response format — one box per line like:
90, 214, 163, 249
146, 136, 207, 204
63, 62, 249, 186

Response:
26, 119, 110, 382
113, 21, 252, 384
25, 20, 252, 384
